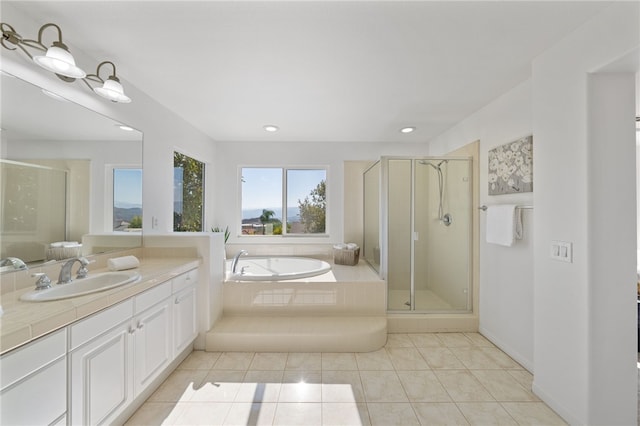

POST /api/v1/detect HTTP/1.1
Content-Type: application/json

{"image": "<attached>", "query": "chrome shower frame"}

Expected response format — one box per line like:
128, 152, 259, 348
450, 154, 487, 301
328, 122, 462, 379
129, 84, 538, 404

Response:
373, 156, 473, 313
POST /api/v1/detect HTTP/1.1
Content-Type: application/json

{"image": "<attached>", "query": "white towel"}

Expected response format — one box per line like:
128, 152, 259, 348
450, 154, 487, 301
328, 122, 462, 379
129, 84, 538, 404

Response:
486, 204, 522, 246
107, 255, 140, 271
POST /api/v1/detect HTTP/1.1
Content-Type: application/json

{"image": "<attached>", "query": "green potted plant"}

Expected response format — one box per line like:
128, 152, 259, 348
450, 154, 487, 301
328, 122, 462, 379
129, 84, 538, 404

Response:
211, 225, 230, 244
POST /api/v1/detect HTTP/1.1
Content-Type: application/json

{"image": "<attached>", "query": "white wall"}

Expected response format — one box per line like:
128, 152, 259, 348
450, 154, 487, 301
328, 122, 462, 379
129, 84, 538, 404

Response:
532, 3, 638, 424
429, 4, 639, 423
427, 80, 534, 370
213, 141, 427, 247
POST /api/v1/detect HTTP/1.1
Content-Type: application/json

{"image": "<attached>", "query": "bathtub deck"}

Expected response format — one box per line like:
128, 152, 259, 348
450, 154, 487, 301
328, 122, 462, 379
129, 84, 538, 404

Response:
207, 261, 388, 352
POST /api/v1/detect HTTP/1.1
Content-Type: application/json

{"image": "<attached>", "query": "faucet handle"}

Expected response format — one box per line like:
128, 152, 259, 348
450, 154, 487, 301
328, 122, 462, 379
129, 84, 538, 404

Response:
76, 259, 94, 279
32, 273, 52, 291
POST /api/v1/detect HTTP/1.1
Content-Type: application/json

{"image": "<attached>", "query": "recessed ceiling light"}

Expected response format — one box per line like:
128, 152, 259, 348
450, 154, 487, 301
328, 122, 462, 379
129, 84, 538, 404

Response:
117, 124, 134, 131
400, 126, 415, 134
41, 89, 69, 102
263, 125, 279, 132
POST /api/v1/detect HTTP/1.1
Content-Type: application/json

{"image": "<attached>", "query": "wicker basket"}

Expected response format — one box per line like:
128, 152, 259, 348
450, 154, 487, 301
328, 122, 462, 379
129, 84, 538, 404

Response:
333, 247, 360, 266
46, 245, 82, 261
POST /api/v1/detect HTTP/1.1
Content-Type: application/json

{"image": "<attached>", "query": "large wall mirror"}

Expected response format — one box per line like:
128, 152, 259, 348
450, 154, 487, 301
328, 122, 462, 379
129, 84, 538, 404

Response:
0, 71, 143, 270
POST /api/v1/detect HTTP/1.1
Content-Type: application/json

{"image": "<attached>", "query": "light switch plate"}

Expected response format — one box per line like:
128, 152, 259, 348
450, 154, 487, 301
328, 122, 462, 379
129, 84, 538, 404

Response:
551, 240, 572, 263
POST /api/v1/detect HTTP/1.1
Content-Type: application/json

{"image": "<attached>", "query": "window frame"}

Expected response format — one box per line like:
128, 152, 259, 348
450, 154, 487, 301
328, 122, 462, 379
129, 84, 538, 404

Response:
105, 164, 142, 232
238, 165, 329, 238
173, 151, 206, 232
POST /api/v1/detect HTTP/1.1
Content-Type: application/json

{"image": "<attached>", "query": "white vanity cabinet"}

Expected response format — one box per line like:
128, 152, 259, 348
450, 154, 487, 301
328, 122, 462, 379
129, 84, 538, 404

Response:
69, 281, 173, 425
133, 281, 173, 395
0, 329, 67, 426
3, 265, 200, 426
172, 268, 198, 356
69, 299, 134, 426
68, 269, 198, 425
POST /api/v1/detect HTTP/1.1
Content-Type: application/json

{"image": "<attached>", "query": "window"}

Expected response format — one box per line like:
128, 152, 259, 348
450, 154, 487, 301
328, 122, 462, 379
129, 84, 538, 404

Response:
112, 168, 142, 231
174, 152, 205, 232
241, 167, 327, 236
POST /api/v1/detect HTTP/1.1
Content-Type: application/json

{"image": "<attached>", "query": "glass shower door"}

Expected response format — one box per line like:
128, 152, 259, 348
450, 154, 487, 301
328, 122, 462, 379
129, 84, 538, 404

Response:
414, 158, 472, 312
386, 158, 412, 310
363, 161, 381, 274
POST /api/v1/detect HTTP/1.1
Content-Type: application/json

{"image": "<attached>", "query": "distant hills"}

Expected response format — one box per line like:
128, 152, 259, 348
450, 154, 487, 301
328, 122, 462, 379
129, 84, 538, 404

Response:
114, 207, 142, 224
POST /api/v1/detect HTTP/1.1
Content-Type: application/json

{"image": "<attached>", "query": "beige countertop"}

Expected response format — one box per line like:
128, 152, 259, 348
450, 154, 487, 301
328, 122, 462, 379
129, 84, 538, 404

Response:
0, 256, 200, 355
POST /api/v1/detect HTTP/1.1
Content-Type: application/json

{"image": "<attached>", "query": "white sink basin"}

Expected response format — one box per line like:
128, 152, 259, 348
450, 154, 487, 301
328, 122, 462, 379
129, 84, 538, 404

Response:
20, 271, 141, 302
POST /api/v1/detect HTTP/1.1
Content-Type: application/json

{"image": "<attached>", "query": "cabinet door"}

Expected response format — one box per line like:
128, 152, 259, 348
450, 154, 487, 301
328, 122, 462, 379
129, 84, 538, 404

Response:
133, 297, 172, 395
174, 284, 197, 355
70, 320, 132, 426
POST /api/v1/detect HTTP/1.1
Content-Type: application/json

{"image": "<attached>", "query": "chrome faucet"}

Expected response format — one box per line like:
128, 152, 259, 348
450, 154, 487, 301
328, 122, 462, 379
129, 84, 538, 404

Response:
231, 250, 248, 274
0, 257, 28, 271
58, 257, 90, 284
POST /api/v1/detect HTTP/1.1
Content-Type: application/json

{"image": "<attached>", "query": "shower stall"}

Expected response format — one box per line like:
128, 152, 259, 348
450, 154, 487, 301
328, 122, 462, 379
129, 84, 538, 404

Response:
363, 157, 473, 313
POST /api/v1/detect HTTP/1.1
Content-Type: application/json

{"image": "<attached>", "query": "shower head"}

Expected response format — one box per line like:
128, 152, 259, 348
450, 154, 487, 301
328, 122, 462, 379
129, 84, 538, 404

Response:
419, 159, 448, 170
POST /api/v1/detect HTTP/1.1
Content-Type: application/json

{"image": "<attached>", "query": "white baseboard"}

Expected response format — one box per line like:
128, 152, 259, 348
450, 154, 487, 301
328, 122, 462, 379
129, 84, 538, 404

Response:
477, 326, 533, 372
531, 381, 580, 425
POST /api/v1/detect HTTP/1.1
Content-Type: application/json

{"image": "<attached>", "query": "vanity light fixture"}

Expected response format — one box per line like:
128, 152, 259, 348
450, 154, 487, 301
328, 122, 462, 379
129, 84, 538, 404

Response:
263, 125, 279, 132
1, 22, 131, 103
400, 126, 416, 134
84, 61, 131, 103
117, 124, 134, 132
1, 23, 85, 80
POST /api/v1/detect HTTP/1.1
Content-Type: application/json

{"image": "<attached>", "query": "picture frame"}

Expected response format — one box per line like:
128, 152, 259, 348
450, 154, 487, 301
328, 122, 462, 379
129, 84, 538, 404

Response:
488, 135, 533, 195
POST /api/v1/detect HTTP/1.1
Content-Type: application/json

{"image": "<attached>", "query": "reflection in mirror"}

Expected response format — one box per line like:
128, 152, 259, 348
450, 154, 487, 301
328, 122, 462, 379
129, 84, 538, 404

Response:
0, 71, 143, 270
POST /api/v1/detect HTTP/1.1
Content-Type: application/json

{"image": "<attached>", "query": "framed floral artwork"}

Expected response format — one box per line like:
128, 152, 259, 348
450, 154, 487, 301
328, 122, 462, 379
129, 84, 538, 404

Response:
488, 135, 533, 195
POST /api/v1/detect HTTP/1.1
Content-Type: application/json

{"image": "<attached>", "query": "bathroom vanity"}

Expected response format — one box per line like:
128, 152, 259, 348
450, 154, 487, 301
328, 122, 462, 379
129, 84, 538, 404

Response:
0, 256, 200, 425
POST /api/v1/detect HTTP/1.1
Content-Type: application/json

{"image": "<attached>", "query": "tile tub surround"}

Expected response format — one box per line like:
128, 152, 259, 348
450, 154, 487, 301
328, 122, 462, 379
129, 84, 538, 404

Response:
221, 261, 384, 316
208, 261, 387, 352
126, 332, 566, 426
0, 250, 200, 354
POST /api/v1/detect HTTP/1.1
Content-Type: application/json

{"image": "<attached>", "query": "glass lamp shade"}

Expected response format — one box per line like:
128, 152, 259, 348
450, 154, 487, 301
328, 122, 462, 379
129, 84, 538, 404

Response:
94, 77, 131, 103
33, 46, 86, 79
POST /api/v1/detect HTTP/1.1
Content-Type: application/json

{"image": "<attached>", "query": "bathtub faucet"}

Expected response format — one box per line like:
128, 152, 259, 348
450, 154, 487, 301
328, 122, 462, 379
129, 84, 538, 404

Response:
231, 250, 248, 274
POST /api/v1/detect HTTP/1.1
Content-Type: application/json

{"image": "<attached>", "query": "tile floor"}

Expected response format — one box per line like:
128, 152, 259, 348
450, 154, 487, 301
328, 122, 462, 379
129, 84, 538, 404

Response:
125, 333, 566, 425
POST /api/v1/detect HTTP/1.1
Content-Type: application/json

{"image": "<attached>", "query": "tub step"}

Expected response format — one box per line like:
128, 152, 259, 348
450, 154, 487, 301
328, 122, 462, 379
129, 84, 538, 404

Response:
206, 316, 387, 353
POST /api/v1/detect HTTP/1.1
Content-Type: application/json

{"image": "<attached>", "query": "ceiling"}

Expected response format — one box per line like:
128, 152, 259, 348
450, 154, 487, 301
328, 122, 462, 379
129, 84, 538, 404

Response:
6, 1, 610, 143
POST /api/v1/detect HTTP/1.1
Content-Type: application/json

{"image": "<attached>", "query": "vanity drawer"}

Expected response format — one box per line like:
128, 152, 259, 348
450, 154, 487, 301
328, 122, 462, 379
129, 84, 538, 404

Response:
172, 268, 198, 293
69, 299, 134, 350
134, 280, 171, 314
1, 355, 66, 426
1, 328, 66, 390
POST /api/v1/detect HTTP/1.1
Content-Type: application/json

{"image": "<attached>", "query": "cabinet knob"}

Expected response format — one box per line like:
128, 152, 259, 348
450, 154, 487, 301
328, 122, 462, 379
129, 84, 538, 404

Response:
128, 327, 135, 334
137, 322, 144, 330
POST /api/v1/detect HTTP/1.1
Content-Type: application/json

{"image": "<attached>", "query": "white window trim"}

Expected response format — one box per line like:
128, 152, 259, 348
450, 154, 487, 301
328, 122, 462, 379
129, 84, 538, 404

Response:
238, 165, 329, 238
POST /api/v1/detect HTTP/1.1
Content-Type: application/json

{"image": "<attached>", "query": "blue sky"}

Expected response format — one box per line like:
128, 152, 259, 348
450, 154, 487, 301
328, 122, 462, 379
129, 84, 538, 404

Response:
242, 168, 325, 218
114, 169, 142, 208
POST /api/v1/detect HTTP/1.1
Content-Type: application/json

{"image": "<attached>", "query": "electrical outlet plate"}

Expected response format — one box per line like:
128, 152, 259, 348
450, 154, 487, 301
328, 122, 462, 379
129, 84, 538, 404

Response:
550, 240, 572, 263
